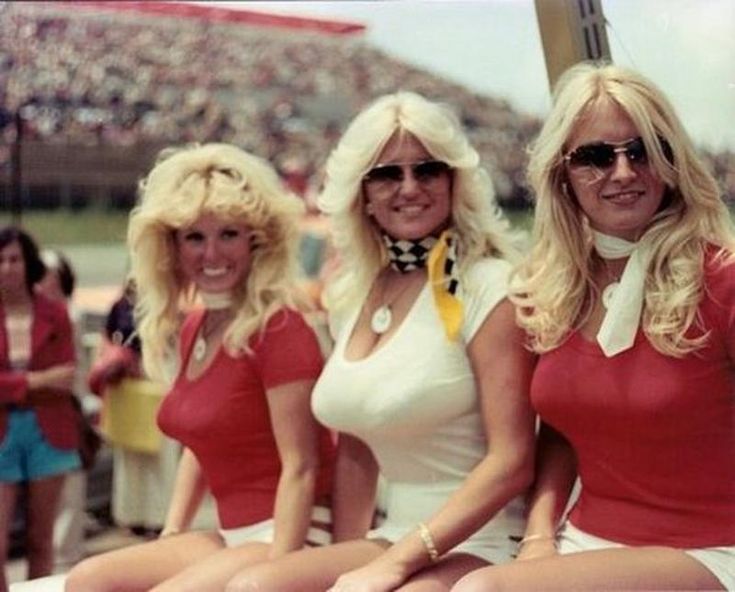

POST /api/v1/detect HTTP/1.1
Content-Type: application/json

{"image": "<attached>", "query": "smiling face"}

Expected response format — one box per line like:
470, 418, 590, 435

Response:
565, 99, 666, 241
362, 132, 452, 240
175, 213, 252, 294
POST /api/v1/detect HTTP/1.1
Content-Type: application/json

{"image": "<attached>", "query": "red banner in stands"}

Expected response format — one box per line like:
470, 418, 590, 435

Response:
66, 1, 366, 36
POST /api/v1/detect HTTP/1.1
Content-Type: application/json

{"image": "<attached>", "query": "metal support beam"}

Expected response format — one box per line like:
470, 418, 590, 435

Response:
534, 0, 611, 92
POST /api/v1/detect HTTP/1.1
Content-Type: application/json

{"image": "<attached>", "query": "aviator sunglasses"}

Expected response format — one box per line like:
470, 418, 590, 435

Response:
564, 136, 652, 170
363, 159, 451, 186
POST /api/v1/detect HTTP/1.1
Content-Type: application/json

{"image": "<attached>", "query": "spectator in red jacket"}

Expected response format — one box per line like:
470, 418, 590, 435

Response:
0, 227, 77, 590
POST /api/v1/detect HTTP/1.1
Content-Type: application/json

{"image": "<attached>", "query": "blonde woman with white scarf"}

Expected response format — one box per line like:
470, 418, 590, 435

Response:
453, 62, 735, 591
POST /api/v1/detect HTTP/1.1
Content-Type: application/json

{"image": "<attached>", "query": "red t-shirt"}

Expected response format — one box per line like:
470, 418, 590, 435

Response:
532, 250, 735, 547
158, 308, 335, 528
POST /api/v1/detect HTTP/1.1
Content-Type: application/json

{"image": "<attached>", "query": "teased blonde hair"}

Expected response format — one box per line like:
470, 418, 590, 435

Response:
128, 143, 305, 380
512, 62, 735, 356
319, 91, 518, 315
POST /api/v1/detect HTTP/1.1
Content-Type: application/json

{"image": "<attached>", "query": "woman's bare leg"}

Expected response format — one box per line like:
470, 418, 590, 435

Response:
26, 474, 65, 579
0, 482, 20, 592
151, 542, 270, 592
64, 530, 225, 592
397, 553, 488, 592
452, 547, 724, 592
225, 539, 388, 592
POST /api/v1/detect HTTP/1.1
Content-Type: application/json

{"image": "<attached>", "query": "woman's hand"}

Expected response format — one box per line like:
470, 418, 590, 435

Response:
327, 558, 408, 592
516, 538, 558, 562
99, 358, 130, 386
27, 363, 75, 391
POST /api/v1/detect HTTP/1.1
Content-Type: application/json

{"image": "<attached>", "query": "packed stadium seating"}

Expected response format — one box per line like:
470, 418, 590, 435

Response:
0, 1, 732, 209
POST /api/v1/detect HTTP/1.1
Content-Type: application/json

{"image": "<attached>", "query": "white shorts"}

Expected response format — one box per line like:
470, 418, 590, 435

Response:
558, 521, 735, 591
9, 574, 65, 591
219, 505, 331, 548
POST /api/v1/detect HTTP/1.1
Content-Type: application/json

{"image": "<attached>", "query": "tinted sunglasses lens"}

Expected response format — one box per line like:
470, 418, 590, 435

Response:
413, 161, 449, 181
568, 144, 615, 168
365, 165, 403, 183
568, 138, 650, 169
625, 138, 648, 163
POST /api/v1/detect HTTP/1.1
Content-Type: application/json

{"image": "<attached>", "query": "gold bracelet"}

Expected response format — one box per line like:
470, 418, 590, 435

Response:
518, 533, 556, 547
417, 522, 440, 563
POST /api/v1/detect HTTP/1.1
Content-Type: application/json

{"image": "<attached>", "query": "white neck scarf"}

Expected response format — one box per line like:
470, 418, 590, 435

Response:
593, 231, 652, 357
199, 291, 234, 310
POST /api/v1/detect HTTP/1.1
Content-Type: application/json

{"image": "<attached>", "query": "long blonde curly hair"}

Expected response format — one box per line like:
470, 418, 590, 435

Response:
319, 91, 518, 316
512, 62, 735, 356
128, 143, 306, 381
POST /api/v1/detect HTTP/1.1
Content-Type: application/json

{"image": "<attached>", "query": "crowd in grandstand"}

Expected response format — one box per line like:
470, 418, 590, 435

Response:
0, 2, 733, 205
0, 2, 541, 206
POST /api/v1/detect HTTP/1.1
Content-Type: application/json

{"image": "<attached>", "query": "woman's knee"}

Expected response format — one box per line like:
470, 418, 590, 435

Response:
451, 568, 504, 592
65, 555, 113, 592
225, 569, 264, 592
398, 581, 451, 592
225, 563, 294, 592
150, 578, 198, 592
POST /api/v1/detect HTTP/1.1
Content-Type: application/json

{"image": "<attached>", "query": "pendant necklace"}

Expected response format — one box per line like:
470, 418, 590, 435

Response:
371, 305, 393, 334
192, 334, 208, 362
369, 272, 414, 335
193, 312, 232, 362
193, 291, 234, 361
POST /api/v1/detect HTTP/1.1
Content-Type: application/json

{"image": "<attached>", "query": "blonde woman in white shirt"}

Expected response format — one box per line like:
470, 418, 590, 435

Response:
225, 92, 536, 592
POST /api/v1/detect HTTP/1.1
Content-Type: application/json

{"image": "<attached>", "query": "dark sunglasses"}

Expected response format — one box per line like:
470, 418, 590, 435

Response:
564, 137, 652, 170
363, 160, 451, 185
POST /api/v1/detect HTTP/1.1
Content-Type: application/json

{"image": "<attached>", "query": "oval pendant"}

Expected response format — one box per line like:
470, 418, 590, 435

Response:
193, 336, 207, 361
602, 282, 619, 310
370, 305, 392, 334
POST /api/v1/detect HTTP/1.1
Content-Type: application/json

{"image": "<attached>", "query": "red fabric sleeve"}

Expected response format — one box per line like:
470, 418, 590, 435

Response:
87, 338, 139, 396
252, 309, 324, 390
0, 371, 29, 403
702, 248, 735, 361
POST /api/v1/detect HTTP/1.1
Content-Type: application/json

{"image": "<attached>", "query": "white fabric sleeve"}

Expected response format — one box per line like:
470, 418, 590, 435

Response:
460, 258, 512, 343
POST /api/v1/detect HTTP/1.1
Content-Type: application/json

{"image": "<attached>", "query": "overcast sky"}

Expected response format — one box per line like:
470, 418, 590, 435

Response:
197, 0, 735, 151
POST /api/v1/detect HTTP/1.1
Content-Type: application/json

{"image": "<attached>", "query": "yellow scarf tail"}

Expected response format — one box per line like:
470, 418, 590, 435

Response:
427, 230, 463, 341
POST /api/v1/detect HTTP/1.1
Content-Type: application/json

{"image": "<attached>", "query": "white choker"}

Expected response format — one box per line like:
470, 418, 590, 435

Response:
199, 291, 233, 310
592, 231, 652, 357
593, 232, 637, 259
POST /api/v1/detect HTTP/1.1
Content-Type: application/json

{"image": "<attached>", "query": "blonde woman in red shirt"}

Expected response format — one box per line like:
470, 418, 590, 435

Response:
454, 63, 735, 591
65, 143, 335, 592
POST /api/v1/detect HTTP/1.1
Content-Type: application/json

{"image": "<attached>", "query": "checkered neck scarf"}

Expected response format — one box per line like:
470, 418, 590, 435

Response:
381, 232, 438, 273
381, 229, 463, 341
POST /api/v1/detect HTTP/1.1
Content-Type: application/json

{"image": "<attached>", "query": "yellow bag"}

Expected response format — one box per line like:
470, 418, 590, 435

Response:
100, 378, 165, 454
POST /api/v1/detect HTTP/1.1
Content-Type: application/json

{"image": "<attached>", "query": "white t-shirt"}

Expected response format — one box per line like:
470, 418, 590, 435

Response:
313, 258, 525, 563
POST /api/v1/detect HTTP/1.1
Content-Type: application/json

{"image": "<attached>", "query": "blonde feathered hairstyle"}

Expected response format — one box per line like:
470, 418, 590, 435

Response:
512, 62, 735, 356
128, 143, 305, 381
319, 91, 518, 315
